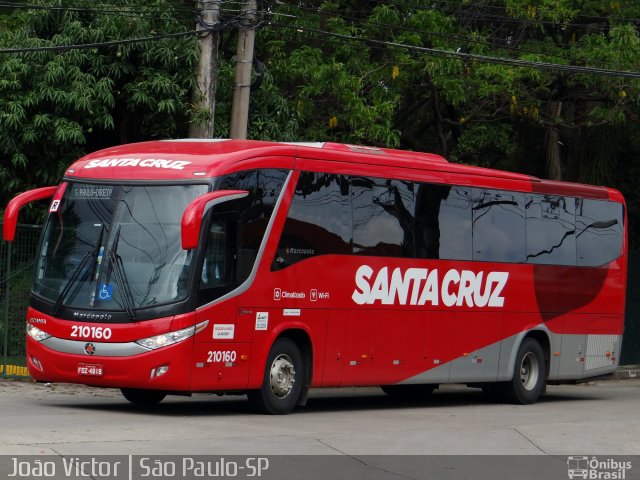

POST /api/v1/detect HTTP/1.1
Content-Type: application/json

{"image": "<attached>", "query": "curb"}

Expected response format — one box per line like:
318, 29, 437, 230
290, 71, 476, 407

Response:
3, 365, 640, 380
613, 365, 640, 379
0, 364, 29, 377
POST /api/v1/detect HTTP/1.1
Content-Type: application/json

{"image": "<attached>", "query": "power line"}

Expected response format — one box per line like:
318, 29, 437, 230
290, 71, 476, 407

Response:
0, 30, 195, 55
268, 2, 640, 74
1, 0, 637, 79
269, 22, 640, 79
346, 0, 638, 28
0, 1, 197, 16
270, 0, 640, 77
271, 1, 579, 64
0, 0, 252, 16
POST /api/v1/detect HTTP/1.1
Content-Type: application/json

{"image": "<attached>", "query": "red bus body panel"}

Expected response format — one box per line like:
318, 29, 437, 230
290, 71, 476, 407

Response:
20, 140, 627, 393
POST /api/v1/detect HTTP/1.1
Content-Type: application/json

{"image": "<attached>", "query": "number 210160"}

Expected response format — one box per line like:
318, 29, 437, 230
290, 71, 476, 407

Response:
207, 351, 237, 363
70, 325, 112, 340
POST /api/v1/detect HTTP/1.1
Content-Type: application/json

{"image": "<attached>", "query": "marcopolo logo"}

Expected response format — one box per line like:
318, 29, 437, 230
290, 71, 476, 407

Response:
567, 456, 632, 479
351, 265, 509, 307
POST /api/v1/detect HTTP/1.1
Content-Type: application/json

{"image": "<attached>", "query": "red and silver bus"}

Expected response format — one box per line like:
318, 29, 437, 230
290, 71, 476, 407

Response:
3, 140, 627, 414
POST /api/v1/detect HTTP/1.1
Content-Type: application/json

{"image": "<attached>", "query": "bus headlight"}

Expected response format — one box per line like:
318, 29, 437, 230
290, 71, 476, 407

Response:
26, 323, 52, 342
135, 320, 208, 350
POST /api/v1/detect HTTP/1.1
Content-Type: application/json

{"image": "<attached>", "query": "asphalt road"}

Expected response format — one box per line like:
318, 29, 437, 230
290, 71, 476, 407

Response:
0, 378, 638, 457
1, 378, 640, 480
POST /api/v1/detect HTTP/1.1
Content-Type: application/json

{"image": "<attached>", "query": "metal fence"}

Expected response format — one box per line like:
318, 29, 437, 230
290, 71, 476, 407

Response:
1, 223, 639, 378
1, 223, 42, 377
622, 251, 640, 365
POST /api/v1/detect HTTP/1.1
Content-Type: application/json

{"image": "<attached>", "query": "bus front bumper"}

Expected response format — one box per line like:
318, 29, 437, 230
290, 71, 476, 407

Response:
26, 336, 194, 391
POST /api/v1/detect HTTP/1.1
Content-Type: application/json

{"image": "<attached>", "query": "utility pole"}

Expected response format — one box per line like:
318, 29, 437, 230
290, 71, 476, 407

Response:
189, 0, 221, 138
230, 0, 257, 139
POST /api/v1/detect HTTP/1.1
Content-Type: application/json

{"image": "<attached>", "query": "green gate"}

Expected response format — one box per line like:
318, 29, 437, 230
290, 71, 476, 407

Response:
622, 251, 640, 365
1, 223, 42, 377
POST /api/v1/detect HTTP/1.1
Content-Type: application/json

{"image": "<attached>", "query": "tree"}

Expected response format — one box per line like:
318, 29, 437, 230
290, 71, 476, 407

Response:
1, 0, 638, 245
254, 1, 639, 180
249, 0, 639, 245
0, 0, 198, 217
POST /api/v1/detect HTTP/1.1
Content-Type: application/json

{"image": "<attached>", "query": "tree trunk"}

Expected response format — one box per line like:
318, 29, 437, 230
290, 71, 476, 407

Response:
430, 81, 448, 156
545, 101, 563, 180
189, 0, 220, 138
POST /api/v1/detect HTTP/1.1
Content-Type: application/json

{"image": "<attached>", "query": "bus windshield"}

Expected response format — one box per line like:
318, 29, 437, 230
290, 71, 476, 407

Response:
34, 183, 208, 316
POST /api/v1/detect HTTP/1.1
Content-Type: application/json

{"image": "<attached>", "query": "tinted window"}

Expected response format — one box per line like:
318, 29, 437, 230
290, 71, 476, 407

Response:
351, 176, 415, 258
472, 189, 526, 263
576, 199, 624, 266
198, 216, 236, 305
274, 173, 627, 268
415, 184, 472, 260
273, 172, 351, 270
526, 195, 576, 265
219, 169, 288, 279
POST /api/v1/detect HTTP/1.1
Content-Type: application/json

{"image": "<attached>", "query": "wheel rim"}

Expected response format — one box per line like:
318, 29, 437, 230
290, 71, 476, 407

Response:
269, 353, 296, 399
519, 351, 540, 391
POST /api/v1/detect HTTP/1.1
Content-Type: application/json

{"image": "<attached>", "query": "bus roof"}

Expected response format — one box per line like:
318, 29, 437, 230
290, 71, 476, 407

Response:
64, 139, 620, 201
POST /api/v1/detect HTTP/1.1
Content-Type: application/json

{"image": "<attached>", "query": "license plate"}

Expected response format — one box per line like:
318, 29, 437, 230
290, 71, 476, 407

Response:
77, 363, 103, 376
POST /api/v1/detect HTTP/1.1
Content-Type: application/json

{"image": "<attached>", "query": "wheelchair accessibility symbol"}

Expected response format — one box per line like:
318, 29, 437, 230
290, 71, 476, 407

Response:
98, 284, 113, 301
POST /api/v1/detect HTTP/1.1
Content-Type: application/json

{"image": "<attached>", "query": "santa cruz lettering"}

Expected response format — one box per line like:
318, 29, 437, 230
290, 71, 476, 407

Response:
351, 265, 509, 308
84, 158, 191, 170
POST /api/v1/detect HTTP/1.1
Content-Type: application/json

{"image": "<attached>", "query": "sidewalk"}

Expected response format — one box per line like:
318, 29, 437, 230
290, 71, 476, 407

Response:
614, 365, 640, 379
3, 364, 640, 379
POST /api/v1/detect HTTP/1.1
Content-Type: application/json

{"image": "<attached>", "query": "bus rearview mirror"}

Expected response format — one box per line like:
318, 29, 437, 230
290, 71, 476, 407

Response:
3, 186, 58, 242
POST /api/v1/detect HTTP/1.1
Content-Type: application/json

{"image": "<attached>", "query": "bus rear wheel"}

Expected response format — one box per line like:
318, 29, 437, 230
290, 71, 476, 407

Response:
248, 337, 304, 414
121, 388, 166, 405
502, 337, 546, 404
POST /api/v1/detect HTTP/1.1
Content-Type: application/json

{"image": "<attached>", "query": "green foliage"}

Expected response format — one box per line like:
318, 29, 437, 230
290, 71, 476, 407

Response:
250, 0, 639, 244
1, 0, 639, 244
0, 0, 197, 219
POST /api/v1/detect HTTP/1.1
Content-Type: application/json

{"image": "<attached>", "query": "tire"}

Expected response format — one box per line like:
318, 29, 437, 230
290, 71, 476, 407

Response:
502, 337, 546, 404
481, 383, 505, 402
121, 388, 166, 405
381, 384, 437, 398
248, 337, 304, 414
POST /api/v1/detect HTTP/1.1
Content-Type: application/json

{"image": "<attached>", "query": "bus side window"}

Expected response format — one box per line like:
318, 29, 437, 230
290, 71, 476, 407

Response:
351, 176, 414, 258
415, 184, 472, 260
272, 172, 351, 270
472, 188, 526, 263
526, 194, 576, 265
219, 168, 289, 278
218, 171, 259, 283
576, 198, 624, 267
198, 216, 236, 305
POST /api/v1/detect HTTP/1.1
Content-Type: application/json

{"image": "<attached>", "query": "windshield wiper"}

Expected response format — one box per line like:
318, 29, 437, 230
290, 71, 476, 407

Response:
52, 251, 95, 316
52, 226, 105, 315
106, 226, 137, 321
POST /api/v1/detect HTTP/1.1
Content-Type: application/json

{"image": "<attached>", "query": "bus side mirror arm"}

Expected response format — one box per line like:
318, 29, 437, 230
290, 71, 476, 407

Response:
3, 186, 58, 242
181, 190, 249, 250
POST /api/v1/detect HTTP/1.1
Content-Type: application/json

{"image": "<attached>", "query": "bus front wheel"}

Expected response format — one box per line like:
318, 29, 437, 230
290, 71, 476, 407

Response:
248, 337, 304, 414
121, 388, 166, 405
503, 337, 546, 404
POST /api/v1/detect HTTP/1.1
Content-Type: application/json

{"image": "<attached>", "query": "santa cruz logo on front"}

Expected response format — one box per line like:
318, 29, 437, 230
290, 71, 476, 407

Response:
84, 158, 191, 170
351, 265, 509, 307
